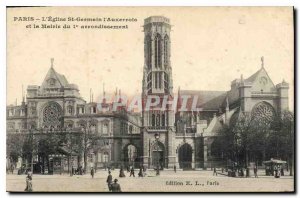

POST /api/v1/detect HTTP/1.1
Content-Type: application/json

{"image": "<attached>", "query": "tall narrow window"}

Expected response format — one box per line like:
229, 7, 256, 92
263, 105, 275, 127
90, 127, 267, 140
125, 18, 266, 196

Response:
152, 114, 155, 126
103, 123, 108, 134
155, 34, 162, 68
156, 114, 160, 126
162, 114, 165, 126
158, 72, 162, 89
155, 72, 158, 89
146, 35, 152, 69
164, 35, 169, 66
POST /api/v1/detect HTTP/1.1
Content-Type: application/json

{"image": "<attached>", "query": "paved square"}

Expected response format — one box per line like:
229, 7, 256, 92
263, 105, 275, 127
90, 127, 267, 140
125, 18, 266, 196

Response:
6, 169, 294, 192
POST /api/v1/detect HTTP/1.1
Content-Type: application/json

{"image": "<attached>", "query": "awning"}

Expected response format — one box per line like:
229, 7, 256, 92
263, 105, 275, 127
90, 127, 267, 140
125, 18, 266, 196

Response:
263, 159, 287, 165
57, 146, 79, 156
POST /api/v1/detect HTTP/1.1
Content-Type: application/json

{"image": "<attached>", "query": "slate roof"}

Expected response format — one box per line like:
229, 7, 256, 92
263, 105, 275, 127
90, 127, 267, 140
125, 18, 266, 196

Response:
178, 90, 226, 111
178, 67, 270, 112
244, 68, 262, 83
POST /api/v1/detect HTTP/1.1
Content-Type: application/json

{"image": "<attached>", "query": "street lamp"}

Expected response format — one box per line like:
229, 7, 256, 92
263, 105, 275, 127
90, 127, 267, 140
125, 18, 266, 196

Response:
154, 133, 160, 176
129, 147, 132, 167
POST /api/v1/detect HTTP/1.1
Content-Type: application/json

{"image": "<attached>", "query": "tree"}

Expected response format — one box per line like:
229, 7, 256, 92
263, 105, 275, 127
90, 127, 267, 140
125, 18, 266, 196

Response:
77, 118, 104, 173
280, 110, 294, 176
7, 134, 25, 165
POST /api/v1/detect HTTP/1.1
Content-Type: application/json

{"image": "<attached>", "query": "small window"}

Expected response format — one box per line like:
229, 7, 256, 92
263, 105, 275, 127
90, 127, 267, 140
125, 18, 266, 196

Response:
67, 123, 73, 129
8, 110, 14, 116
20, 109, 25, 116
92, 106, 96, 114
49, 78, 56, 86
103, 152, 109, 163
78, 107, 84, 114
90, 124, 96, 133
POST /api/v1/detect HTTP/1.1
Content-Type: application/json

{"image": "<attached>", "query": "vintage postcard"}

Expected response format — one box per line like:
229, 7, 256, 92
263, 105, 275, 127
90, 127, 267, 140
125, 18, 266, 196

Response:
6, 6, 294, 192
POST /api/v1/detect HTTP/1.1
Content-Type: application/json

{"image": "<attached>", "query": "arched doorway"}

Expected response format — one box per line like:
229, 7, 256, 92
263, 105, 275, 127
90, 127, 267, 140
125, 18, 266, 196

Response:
178, 143, 192, 170
152, 141, 165, 169
123, 144, 138, 168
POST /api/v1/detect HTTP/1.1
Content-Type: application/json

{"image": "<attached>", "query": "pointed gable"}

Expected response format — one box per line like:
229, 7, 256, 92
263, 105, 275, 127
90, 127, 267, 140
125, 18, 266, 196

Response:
41, 67, 69, 89
245, 67, 275, 93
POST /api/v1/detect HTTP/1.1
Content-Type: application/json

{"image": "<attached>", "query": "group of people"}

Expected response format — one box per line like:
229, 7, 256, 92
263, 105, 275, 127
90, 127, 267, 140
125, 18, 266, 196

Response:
105, 165, 148, 192
213, 166, 259, 178
71, 166, 85, 176
106, 171, 121, 192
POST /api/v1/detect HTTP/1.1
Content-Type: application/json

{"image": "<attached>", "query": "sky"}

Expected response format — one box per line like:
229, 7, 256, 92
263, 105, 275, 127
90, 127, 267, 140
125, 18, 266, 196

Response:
7, 7, 294, 110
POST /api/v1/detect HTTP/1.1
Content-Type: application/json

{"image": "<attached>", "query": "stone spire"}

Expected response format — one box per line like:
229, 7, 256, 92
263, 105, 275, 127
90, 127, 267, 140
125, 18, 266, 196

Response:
261, 56, 264, 68
51, 58, 54, 68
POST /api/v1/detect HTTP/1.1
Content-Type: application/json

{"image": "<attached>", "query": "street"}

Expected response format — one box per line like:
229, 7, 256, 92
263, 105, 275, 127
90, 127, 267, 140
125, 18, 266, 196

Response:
6, 169, 294, 192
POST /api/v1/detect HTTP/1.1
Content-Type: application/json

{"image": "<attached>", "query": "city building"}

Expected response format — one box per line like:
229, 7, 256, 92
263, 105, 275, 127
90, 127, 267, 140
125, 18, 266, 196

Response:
6, 16, 289, 173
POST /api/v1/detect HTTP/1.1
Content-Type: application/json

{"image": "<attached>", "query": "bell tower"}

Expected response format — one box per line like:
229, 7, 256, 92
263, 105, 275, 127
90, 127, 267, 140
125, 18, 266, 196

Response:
142, 16, 173, 95
141, 16, 176, 169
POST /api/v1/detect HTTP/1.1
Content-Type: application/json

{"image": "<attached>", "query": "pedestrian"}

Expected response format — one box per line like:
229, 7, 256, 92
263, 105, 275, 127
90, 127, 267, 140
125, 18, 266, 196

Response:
241, 168, 244, 177
79, 166, 82, 175
156, 166, 160, 176
138, 167, 143, 177
274, 167, 279, 178
24, 172, 33, 192
119, 167, 125, 177
110, 179, 122, 192
10, 164, 14, 174
213, 167, 217, 176
174, 165, 176, 173
254, 166, 258, 178
106, 171, 113, 191
130, 166, 135, 177
280, 167, 284, 176
246, 167, 250, 177
126, 165, 130, 173
71, 166, 74, 176
90, 167, 94, 178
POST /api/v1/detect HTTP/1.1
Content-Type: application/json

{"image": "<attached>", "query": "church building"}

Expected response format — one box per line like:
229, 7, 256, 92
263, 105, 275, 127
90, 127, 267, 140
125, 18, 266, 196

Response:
6, 16, 289, 173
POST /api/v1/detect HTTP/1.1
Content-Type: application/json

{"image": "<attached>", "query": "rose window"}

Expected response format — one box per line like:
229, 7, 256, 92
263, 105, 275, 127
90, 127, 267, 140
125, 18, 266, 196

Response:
251, 102, 275, 125
43, 102, 62, 129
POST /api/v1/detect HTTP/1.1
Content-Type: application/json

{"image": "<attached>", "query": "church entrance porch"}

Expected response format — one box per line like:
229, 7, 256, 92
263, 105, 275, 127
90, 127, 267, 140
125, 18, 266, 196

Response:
151, 141, 165, 169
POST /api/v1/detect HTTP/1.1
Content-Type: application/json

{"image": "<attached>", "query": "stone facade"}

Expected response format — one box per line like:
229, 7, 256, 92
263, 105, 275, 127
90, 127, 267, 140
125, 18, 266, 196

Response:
6, 16, 290, 173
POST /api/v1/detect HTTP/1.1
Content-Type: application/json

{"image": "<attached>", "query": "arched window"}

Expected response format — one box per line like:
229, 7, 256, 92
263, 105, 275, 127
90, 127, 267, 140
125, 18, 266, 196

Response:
154, 34, 162, 68
251, 102, 276, 126
146, 35, 152, 69
164, 35, 169, 66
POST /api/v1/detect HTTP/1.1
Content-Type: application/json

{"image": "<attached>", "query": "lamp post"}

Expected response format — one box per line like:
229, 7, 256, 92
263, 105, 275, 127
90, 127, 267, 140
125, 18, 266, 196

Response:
154, 133, 160, 176
30, 129, 36, 174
